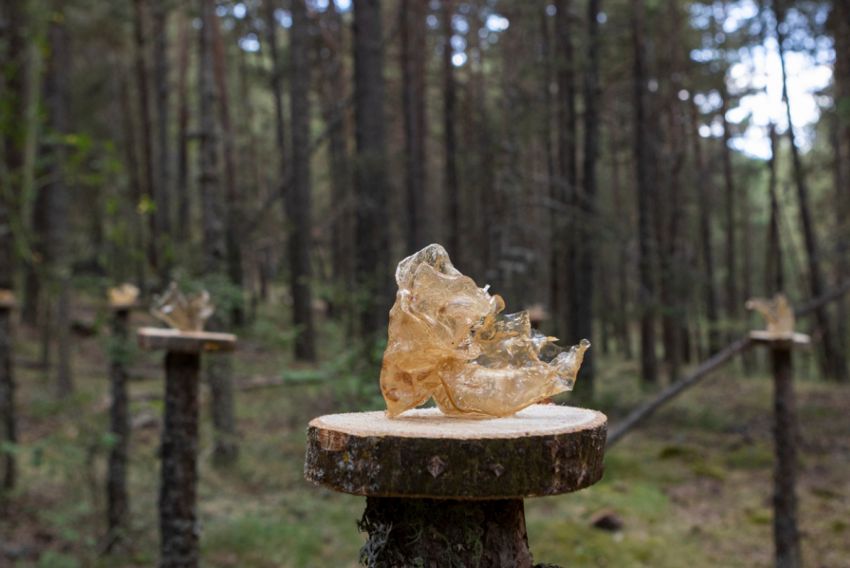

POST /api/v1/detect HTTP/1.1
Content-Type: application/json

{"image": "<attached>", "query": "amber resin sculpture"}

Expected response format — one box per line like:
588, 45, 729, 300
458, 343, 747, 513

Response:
746, 293, 795, 336
151, 282, 214, 332
380, 244, 590, 418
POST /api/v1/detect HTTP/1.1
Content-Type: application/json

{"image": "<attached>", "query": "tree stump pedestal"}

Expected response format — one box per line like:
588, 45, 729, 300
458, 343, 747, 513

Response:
0, 290, 16, 491
104, 299, 141, 550
749, 331, 809, 568
138, 327, 236, 568
305, 404, 607, 567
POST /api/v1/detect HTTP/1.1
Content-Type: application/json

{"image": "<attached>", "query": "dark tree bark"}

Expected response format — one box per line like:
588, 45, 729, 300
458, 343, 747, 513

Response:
45, 15, 73, 397
198, 0, 226, 275
159, 351, 201, 568
573, 0, 602, 398
830, 0, 850, 368
133, 0, 159, 276
631, 0, 658, 384
775, 0, 847, 381
210, 12, 244, 326
691, 100, 720, 354
401, 0, 428, 252
317, 1, 354, 311
554, 0, 578, 342
199, 0, 238, 466
0, 0, 26, 490
106, 309, 131, 551
770, 346, 802, 568
175, 8, 191, 243
719, 88, 739, 341
287, 0, 317, 361
765, 124, 784, 294
441, 0, 460, 260
119, 71, 148, 292
353, 0, 391, 342
153, 0, 172, 280
359, 498, 533, 568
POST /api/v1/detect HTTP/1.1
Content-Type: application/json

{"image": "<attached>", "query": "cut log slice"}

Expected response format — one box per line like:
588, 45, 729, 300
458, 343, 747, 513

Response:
749, 331, 811, 347
305, 404, 607, 500
137, 327, 237, 353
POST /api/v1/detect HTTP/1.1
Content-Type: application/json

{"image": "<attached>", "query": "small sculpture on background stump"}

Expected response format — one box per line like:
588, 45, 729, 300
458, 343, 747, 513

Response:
380, 244, 590, 418
151, 282, 214, 332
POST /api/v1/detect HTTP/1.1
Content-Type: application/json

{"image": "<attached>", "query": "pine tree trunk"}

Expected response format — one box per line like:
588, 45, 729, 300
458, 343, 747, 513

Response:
574, 0, 602, 397
441, 0, 460, 261
287, 0, 317, 361
631, 0, 658, 384
210, 12, 244, 326
318, 1, 354, 316
153, 0, 172, 281
775, 0, 847, 381
720, 89, 739, 342
401, 0, 428, 253
555, 0, 578, 343
133, 0, 159, 276
199, 0, 238, 466
175, 8, 191, 244
45, 16, 73, 397
691, 100, 720, 354
0, 0, 26, 490
353, 0, 391, 342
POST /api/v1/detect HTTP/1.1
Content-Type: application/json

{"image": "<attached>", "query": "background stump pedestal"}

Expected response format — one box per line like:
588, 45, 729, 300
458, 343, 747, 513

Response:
305, 404, 607, 567
138, 327, 236, 568
105, 300, 140, 551
750, 331, 809, 568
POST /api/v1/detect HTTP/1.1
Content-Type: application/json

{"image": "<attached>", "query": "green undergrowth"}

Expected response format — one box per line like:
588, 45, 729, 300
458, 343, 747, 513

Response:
3, 308, 849, 567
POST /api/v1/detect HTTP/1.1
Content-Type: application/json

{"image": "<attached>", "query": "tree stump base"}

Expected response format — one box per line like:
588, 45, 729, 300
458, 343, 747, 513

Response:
749, 330, 809, 568
305, 404, 607, 567
138, 327, 236, 568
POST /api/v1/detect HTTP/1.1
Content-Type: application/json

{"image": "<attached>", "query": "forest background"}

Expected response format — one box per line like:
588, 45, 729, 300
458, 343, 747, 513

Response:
1, 0, 849, 566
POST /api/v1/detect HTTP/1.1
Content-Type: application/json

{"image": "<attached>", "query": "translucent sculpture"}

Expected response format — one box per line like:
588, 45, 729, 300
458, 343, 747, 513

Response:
746, 294, 795, 336
108, 283, 140, 307
380, 244, 590, 418
151, 282, 214, 332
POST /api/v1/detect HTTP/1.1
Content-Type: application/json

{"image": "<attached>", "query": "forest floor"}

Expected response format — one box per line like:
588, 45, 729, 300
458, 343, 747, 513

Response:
2, 302, 849, 568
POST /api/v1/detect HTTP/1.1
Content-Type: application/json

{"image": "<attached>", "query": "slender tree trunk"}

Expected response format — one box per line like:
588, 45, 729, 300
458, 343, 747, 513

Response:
175, 8, 191, 244
287, 0, 317, 361
45, 15, 73, 397
210, 9, 245, 325
353, 0, 391, 342
199, 0, 238, 466
775, 0, 846, 381
0, 0, 27, 490
609, 136, 633, 359
573, 0, 602, 397
691, 100, 720, 354
317, 1, 354, 314
401, 0, 428, 253
555, 0, 578, 342
766, 123, 784, 293
119, 71, 147, 292
133, 0, 158, 277
441, 0, 460, 260
153, 0, 172, 281
631, 0, 658, 384
831, 0, 850, 367
720, 89, 739, 341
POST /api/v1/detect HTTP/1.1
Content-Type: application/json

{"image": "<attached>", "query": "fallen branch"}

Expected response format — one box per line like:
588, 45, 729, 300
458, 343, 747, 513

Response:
606, 337, 753, 447
607, 280, 850, 447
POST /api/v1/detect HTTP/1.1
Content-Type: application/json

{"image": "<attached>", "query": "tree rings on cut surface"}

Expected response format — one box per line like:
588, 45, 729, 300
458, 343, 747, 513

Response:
305, 404, 607, 500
